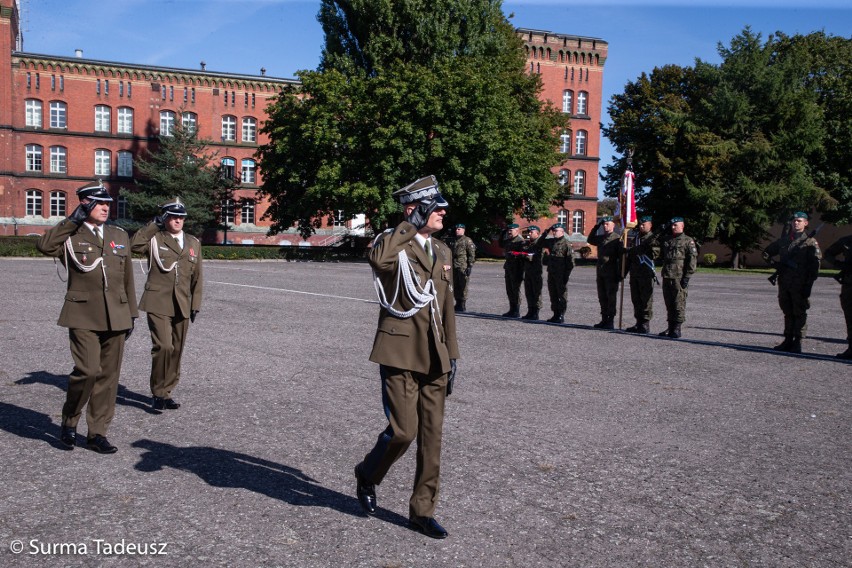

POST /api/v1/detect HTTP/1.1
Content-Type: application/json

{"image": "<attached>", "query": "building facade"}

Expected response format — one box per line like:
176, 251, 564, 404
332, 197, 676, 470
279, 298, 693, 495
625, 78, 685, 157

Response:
1, 1, 605, 248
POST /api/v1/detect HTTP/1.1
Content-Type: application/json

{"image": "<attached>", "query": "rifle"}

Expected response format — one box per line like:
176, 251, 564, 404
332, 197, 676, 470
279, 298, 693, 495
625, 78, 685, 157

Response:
832, 242, 851, 284
765, 222, 823, 286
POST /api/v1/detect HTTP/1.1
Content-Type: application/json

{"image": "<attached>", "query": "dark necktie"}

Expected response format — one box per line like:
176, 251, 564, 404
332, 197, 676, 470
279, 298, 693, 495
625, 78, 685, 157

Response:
424, 239, 434, 268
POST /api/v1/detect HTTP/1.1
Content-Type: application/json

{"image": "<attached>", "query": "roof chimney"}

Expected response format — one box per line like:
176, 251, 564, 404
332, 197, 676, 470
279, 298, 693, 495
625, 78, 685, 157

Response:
75, 49, 83, 58
260, 67, 266, 76
200, 61, 206, 71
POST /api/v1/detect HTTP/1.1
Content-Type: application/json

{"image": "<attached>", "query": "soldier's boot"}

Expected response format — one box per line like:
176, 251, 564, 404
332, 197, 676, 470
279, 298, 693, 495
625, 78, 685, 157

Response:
670, 323, 682, 339
638, 320, 651, 334
625, 320, 643, 333
547, 312, 563, 323
836, 341, 852, 360
773, 335, 793, 352
593, 317, 614, 330
789, 335, 802, 354
521, 309, 539, 321
502, 304, 520, 318
659, 324, 675, 338
455, 300, 466, 313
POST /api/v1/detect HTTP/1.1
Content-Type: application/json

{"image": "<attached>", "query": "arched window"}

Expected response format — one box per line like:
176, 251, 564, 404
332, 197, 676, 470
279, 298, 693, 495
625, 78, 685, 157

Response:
94, 149, 111, 176
241, 199, 256, 224
159, 110, 176, 136
49, 146, 67, 173
25, 144, 43, 171
182, 111, 197, 133
116, 195, 129, 219
220, 157, 236, 180
25, 99, 43, 127
221, 199, 235, 224
241, 158, 256, 184
560, 131, 571, 154
573, 170, 586, 195
49, 101, 67, 128
117, 107, 133, 134
50, 191, 66, 217
221, 115, 236, 141
577, 91, 588, 115
557, 209, 569, 226
572, 210, 584, 234
562, 90, 573, 114
94, 105, 111, 132
575, 130, 587, 156
117, 151, 133, 177
558, 168, 570, 188
242, 117, 257, 143
26, 189, 43, 216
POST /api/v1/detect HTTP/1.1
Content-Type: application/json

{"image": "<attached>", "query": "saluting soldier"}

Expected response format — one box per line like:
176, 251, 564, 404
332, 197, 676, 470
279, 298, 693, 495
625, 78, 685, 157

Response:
501, 223, 526, 318
354, 175, 459, 539
587, 216, 624, 329
131, 198, 203, 411
521, 225, 545, 320
541, 223, 575, 323
36, 180, 138, 454
625, 216, 660, 334
824, 233, 852, 359
658, 216, 698, 338
762, 212, 821, 353
451, 223, 476, 312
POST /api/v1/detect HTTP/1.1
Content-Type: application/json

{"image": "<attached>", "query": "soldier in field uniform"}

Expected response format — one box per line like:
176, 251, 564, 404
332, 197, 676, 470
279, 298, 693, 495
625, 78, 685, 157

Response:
587, 216, 624, 329
658, 216, 698, 339
451, 223, 476, 312
131, 198, 203, 411
37, 180, 138, 454
824, 233, 852, 359
501, 223, 526, 318
541, 223, 575, 323
521, 225, 545, 320
625, 216, 660, 334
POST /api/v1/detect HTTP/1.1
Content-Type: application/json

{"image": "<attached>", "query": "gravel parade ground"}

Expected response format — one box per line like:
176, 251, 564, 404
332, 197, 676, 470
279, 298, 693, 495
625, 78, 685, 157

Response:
0, 257, 849, 567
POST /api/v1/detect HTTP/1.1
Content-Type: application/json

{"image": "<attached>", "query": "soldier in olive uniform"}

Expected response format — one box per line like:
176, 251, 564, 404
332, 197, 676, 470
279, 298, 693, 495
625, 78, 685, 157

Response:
451, 224, 476, 312
658, 217, 698, 339
37, 180, 138, 454
521, 225, 545, 320
131, 199, 203, 411
762, 212, 822, 353
824, 234, 852, 359
586, 216, 624, 329
541, 224, 575, 323
501, 223, 526, 318
625, 216, 660, 334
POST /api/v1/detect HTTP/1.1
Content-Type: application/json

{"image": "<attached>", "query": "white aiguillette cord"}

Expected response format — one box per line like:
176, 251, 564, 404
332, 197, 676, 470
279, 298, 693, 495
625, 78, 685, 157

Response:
138, 235, 178, 281
371, 230, 443, 342
59, 235, 108, 289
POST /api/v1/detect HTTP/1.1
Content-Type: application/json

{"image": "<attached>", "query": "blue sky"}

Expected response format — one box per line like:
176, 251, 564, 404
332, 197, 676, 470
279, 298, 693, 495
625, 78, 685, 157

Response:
18, 0, 852, 178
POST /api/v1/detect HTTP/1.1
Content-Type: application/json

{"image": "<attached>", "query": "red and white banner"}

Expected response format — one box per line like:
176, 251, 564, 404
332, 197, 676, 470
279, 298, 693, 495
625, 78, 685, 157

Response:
616, 168, 637, 229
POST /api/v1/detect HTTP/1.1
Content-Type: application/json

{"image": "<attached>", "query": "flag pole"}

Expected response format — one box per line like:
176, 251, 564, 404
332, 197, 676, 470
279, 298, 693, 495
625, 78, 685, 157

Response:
617, 149, 636, 330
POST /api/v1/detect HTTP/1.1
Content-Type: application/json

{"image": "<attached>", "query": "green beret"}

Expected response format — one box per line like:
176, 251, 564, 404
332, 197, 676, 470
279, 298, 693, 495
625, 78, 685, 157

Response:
552, 223, 565, 230
670, 216, 684, 223
455, 223, 465, 229
527, 225, 540, 232
791, 211, 809, 220
507, 223, 519, 229
638, 215, 652, 224
600, 216, 614, 223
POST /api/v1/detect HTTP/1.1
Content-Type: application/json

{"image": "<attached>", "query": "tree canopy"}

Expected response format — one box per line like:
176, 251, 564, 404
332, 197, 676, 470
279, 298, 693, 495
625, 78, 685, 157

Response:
603, 28, 849, 265
123, 122, 235, 237
258, 0, 566, 239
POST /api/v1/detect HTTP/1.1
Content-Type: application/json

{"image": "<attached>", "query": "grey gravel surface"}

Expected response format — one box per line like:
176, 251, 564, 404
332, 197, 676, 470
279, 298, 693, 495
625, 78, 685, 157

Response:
0, 257, 849, 567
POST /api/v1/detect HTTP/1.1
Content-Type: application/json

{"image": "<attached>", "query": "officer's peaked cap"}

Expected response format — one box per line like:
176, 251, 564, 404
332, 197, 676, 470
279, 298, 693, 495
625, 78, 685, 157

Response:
392, 175, 449, 208
160, 197, 188, 217
76, 179, 113, 202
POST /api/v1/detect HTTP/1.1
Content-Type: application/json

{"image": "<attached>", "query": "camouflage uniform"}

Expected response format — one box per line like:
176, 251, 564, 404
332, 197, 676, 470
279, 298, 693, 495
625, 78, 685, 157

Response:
542, 232, 575, 323
824, 235, 852, 359
501, 230, 526, 318
659, 232, 698, 337
521, 231, 545, 320
764, 228, 821, 352
452, 234, 476, 311
626, 229, 660, 333
586, 222, 624, 328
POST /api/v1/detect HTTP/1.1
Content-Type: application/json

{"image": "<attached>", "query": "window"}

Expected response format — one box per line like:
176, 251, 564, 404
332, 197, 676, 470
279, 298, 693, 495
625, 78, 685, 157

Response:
182, 112, 197, 133
241, 200, 255, 224
36, 74, 40, 89
577, 91, 588, 115
51, 75, 56, 90
191, 88, 195, 103
558, 168, 570, 188
49, 146, 67, 173
26, 72, 31, 89
60, 76, 64, 91
25, 144, 43, 171
119, 81, 124, 97
222, 115, 236, 141
183, 87, 188, 103
26, 190, 43, 216
161, 85, 166, 100
560, 131, 571, 154
221, 199, 235, 224
116, 195, 129, 219
160, 110, 175, 136
117, 107, 133, 134
573, 170, 586, 195
242, 117, 257, 143
562, 90, 573, 114
127, 82, 132, 97
50, 191, 66, 216
96, 79, 101, 95
104, 80, 109, 95
49, 101, 67, 128
575, 130, 587, 156
557, 209, 569, 226
95, 105, 111, 132
94, 149, 111, 176
117, 151, 133, 177
572, 210, 584, 234
25, 99, 42, 127
241, 159, 256, 184
220, 157, 236, 181
169, 86, 174, 101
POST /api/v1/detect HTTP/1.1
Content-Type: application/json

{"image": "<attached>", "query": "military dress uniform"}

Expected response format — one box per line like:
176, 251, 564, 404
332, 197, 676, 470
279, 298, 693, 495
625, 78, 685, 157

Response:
36, 181, 138, 453
763, 213, 821, 353
541, 224, 575, 323
659, 219, 698, 338
130, 200, 203, 409
451, 225, 476, 312
824, 234, 852, 359
521, 226, 545, 320
355, 176, 459, 540
501, 224, 526, 318
586, 217, 624, 329
625, 219, 660, 334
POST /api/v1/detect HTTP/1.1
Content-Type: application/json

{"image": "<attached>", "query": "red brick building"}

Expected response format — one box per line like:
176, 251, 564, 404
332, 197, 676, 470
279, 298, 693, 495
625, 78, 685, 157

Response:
1, 1, 605, 247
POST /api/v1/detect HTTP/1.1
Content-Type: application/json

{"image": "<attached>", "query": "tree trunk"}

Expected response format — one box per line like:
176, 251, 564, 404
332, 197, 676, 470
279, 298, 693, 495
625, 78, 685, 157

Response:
731, 250, 740, 270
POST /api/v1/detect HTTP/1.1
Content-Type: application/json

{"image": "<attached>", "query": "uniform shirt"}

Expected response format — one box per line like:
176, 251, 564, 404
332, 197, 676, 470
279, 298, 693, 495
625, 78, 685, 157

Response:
587, 228, 624, 278
627, 230, 660, 279
764, 231, 821, 290
452, 235, 476, 270
660, 232, 698, 279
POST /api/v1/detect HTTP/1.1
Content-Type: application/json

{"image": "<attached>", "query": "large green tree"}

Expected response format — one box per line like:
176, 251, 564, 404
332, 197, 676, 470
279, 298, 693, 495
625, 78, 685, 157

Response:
604, 28, 845, 266
258, 0, 566, 240
123, 121, 235, 237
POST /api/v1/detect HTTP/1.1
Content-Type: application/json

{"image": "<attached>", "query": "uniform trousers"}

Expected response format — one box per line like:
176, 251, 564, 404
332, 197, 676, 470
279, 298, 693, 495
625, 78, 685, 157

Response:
523, 266, 543, 310
662, 278, 688, 324
453, 269, 470, 304
504, 262, 524, 307
596, 275, 620, 319
147, 313, 190, 398
842, 283, 852, 341
64, 329, 126, 437
547, 271, 569, 314
360, 365, 447, 518
777, 285, 810, 337
629, 274, 655, 321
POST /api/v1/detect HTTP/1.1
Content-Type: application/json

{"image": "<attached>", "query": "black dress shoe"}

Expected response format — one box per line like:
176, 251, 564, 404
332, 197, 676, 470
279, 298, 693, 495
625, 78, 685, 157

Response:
354, 464, 377, 515
408, 515, 448, 539
86, 435, 117, 454
152, 397, 181, 410
59, 425, 76, 449
163, 398, 181, 409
